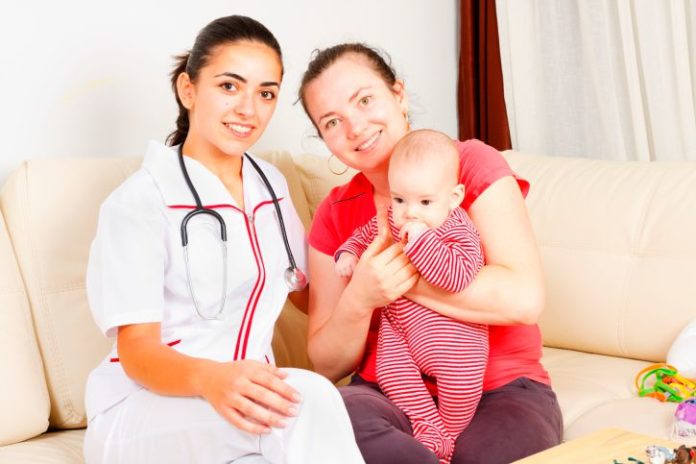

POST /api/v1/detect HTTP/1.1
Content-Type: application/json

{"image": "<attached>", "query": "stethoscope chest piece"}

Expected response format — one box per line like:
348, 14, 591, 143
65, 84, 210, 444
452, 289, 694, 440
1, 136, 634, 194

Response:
285, 267, 307, 292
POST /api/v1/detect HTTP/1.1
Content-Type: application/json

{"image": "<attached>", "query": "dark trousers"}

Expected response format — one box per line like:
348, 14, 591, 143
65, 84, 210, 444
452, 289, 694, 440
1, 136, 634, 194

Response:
340, 375, 563, 464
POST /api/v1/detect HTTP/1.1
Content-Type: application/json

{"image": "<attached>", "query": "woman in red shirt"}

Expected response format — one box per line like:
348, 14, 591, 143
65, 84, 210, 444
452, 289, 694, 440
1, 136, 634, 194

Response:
298, 43, 562, 464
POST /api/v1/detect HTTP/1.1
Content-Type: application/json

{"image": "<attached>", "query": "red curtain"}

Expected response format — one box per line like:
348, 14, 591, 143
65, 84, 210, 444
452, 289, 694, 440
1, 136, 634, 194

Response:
458, 0, 511, 151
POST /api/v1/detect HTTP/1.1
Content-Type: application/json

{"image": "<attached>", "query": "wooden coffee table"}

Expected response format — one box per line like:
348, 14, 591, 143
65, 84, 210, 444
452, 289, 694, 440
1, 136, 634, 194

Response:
512, 428, 678, 463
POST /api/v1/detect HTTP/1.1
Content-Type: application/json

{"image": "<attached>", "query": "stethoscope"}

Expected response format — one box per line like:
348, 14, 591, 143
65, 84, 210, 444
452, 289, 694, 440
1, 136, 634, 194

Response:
177, 145, 307, 320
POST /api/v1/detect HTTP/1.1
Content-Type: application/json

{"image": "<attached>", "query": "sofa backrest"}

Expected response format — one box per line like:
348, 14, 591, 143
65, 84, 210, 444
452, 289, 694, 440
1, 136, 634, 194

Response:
504, 151, 696, 362
0, 151, 326, 444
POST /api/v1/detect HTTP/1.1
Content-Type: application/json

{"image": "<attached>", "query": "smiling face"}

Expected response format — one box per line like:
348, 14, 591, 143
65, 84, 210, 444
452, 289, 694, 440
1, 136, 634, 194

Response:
303, 54, 409, 176
177, 40, 282, 160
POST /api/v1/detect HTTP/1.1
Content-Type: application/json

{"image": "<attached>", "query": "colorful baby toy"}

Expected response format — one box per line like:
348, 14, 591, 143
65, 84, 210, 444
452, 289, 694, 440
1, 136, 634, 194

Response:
635, 364, 696, 403
672, 398, 696, 441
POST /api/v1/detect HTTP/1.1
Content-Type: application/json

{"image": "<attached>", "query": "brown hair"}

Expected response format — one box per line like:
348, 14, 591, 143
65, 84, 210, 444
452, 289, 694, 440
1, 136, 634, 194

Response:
298, 43, 397, 132
166, 15, 283, 146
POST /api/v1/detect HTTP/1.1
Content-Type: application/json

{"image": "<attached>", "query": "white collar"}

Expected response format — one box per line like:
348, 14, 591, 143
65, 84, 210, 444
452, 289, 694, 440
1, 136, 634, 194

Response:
142, 140, 271, 209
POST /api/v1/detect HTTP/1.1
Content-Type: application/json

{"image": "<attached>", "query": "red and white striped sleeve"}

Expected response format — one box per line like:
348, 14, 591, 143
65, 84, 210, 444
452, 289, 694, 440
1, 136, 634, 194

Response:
404, 208, 483, 293
334, 216, 379, 262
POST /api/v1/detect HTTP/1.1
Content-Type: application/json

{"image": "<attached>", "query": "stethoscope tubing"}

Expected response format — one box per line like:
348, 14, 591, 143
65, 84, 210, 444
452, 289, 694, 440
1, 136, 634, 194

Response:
176, 145, 305, 320
243, 153, 298, 271
177, 146, 228, 247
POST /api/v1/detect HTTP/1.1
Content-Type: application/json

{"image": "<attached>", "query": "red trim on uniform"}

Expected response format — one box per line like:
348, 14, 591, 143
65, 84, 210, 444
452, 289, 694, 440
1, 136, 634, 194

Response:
110, 339, 181, 362
234, 214, 264, 361
168, 204, 243, 212
232, 201, 278, 360
240, 217, 266, 359
253, 197, 284, 214
167, 198, 283, 212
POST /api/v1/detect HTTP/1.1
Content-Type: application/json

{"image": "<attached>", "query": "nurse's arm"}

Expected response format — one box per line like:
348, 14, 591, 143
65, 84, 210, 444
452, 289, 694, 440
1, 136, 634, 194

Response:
405, 176, 544, 325
117, 322, 301, 434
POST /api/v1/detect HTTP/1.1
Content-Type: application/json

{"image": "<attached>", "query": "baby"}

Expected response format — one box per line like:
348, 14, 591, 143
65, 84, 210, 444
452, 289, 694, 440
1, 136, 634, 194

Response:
335, 129, 488, 463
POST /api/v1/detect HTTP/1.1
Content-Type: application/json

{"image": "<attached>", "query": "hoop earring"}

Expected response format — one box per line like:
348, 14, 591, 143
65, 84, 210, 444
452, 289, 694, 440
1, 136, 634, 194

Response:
328, 154, 349, 176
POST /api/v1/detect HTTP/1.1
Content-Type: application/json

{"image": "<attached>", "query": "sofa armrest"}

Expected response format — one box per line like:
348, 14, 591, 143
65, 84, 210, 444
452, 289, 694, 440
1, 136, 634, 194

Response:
0, 201, 50, 445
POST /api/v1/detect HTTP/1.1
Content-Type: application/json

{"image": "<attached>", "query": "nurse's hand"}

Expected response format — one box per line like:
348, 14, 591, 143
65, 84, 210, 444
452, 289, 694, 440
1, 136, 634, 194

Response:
199, 360, 301, 434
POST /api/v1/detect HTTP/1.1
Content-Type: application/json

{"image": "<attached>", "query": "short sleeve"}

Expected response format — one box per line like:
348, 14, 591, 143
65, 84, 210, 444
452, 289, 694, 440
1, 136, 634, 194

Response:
457, 139, 530, 210
308, 196, 341, 256
86, 200, 167, 337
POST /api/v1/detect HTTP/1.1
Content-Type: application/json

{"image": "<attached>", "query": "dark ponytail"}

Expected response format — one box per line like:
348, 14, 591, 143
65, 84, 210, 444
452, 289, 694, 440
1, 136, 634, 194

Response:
165, 15, 283, 146
167, 53, 191, 147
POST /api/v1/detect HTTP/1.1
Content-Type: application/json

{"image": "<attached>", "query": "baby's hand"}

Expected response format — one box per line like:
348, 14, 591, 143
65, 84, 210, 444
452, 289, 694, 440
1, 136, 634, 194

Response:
399, 221, 429, 243
335, 252, 359, 278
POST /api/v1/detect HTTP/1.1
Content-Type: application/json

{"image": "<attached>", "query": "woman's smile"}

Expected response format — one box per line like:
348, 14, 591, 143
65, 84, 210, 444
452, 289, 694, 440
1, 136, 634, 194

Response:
356, 130, 381, 152
224, 122, 254, 138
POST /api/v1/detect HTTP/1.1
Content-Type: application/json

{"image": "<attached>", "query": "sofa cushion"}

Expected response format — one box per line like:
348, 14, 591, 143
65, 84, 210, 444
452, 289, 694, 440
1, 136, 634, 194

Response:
0, 158, 142, 429
565, 397, 679, 442
543, 347, 679, 441
0, 210, 50, 445
505, 152, 696, 363
0, 429, 84, 463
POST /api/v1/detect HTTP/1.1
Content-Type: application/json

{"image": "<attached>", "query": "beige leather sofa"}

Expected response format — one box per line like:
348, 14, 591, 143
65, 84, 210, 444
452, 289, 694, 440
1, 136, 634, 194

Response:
1, 150, 694, 462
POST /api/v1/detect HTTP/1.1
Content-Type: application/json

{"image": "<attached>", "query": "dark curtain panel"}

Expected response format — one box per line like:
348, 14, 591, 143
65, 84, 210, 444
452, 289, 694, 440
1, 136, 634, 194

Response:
458, 0, 511, 150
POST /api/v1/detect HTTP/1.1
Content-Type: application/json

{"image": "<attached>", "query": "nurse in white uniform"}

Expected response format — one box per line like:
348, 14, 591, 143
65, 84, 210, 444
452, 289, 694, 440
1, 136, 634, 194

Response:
83, 15, 364, 464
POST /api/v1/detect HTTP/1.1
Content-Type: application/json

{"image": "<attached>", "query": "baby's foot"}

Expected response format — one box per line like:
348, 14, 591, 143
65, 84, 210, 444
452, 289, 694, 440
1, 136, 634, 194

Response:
413, 422, 455, 461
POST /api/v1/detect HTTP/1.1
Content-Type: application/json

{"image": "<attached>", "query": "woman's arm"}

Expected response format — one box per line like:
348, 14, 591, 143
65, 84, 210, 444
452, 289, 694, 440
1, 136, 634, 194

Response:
307, 226, 418, 383
117, 323, 301, 434
405, 176, 544, 325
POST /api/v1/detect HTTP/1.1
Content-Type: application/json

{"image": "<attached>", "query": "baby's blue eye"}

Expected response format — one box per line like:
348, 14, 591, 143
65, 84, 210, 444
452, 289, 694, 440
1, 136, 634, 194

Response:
420, 200, 432, 206
393, 197, 404, 204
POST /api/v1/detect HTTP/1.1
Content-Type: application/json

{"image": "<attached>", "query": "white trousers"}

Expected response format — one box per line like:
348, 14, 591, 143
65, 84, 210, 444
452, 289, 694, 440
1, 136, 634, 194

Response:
84, 368, 365, 464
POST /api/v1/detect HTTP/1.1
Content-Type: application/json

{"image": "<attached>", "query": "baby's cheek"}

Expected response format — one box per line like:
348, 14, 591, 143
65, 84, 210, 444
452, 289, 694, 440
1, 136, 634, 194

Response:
391, 211, 406, 229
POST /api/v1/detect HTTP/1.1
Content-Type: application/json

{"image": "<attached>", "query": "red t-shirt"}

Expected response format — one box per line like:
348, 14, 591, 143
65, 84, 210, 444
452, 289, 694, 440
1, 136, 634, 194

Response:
308, 139, 550, 392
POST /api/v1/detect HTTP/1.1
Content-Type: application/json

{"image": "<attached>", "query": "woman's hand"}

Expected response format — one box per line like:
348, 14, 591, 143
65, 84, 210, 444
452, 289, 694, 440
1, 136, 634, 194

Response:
345, 206, 418, 312
199, 360, 301, 435
307, 206, 418, 381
